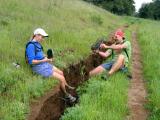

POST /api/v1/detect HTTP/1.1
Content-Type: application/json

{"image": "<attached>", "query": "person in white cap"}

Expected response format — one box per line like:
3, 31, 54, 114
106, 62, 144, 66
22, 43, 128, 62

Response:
25, 28, 76, 102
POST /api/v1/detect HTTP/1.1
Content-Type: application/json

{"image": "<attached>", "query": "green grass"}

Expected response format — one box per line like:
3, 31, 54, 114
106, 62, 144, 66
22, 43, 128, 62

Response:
61, 73, 129, 120
0, 0, 126, 119
61, 26, 133, 120
1, 0, 159, 120
138, 20, 160, 120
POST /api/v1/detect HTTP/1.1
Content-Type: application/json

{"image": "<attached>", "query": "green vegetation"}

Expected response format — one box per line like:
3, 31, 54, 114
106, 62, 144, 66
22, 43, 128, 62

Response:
0, 0, 160, 120
84, 0, 135, 16
138, 0, 160, 20
62, 73, 129, 120
61, 26, 133, 120
138, 20, 160, 120
0, 0, 126, 119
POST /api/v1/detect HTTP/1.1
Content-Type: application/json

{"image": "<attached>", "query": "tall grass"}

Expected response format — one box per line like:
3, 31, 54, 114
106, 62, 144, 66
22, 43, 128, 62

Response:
0, 0, 125, 119
61, 73, 129, 120
138, 20, 160, 120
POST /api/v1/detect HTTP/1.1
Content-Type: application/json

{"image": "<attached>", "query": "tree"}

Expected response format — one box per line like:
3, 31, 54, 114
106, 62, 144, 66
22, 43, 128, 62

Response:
84, 0, 135, 16
138, 0, 160, 20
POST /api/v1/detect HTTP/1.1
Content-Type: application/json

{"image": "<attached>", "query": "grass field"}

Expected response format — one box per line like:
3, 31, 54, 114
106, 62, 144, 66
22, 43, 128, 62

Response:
0, 0, 126, 119
0, 0, 160, 120
138, 20, 160, 120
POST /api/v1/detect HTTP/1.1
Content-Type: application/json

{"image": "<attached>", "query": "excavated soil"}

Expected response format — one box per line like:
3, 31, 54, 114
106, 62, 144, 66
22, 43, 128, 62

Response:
127, 31, 149, 120
28, 54, 104, 120
27, 26, 128, 120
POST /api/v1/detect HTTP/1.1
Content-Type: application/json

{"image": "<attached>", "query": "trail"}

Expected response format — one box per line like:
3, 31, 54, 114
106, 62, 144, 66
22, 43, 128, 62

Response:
127, 31, 149, 120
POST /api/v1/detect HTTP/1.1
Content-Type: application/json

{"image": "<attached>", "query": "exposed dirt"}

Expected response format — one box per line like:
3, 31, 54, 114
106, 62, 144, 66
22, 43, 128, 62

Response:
27, 53, 104, 120
127, 31, 149, 120
27, 27, 128, 120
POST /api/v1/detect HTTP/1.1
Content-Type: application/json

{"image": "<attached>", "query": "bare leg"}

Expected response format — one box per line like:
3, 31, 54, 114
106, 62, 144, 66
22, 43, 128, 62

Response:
53, 66, 63, 75
89, 65, 105, 77
56, 67, 75, 89
108, 54, 125, 75
52, 71, 68, 94
53, 70, 75, 91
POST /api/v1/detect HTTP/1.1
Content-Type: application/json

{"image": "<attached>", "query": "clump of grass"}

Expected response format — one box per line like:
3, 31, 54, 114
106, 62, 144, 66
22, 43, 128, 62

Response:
91, 14, 103, 25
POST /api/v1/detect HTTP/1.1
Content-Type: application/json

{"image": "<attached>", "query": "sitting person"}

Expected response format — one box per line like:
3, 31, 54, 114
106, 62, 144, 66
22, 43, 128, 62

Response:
25, 28, 76, 102
89, 30, 131, 77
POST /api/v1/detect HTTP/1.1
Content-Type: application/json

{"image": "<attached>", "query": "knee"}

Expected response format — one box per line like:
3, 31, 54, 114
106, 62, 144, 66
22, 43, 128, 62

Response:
118, 54, 125, 60
53, 73, 66, 83
61, 76, 67, 84
61, 71, 64, 76
59, 75, 65, 82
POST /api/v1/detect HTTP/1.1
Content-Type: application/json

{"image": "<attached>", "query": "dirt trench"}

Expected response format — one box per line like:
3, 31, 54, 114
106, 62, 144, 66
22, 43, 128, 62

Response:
28, 53, 104, 120
127, 31, 149, 120
27, 26, 129, 120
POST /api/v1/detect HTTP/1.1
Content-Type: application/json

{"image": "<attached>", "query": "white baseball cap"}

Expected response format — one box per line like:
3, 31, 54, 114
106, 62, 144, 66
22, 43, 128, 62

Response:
33, 28, 48, 37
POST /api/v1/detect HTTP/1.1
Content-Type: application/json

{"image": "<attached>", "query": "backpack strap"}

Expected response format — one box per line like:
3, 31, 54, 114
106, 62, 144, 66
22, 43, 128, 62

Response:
25, 41, 43, 64
111, 41, 129, 60
123, 48, 129, 59
111, 49, 114, 59
122, 40, 129, 60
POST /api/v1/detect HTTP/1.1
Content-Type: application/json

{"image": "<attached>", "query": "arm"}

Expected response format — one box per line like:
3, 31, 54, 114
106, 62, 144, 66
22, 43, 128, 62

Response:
32, 57, 52, 65
108, 44, 127, 50
97, 50, 111, 58
101, 43, 127, 50
26, 44, 52, 65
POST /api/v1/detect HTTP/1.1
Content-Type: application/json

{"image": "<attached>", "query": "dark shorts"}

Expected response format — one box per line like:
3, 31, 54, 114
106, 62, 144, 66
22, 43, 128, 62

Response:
101, 61, 128, 73
32, 62, 54, 77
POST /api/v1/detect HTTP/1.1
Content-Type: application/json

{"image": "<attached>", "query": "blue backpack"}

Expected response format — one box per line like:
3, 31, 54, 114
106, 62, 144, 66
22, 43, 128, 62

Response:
25, 41, 43, 64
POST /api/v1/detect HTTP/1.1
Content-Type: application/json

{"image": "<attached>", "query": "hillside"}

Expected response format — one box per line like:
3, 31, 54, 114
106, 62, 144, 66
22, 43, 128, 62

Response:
0, 0, 160, 120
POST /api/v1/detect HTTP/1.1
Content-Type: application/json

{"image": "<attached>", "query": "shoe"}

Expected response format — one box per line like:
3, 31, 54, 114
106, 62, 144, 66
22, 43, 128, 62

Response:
66, 94, 76, 103
12, 62, 20, 68
101, 74, 108, 80
127, 74, 132, 80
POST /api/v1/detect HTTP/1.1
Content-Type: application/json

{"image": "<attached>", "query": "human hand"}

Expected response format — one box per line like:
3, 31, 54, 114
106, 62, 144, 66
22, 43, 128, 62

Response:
100, 43, 107, 49
48, 58, 53, 62
94, 50, 99, 53
43, 57, 53, 62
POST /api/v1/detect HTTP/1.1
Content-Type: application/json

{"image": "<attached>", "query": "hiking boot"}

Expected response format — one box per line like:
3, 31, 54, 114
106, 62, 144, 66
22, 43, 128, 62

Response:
101, 74, 108, 80
66, 94, 76, 103
12, 62, 20, 68
127, 74, 132, 80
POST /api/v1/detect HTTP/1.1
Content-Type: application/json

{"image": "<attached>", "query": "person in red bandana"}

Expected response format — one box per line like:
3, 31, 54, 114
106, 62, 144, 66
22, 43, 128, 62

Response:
89, 29, 131, 77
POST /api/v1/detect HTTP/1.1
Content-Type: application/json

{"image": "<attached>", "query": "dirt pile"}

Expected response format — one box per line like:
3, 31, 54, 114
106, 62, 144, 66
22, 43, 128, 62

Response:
28, 27, 127, 120
28, 54, 104, 120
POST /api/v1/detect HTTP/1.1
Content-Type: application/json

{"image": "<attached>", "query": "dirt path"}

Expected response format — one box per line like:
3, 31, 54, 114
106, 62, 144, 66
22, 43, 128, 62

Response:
127, 31, 149, 120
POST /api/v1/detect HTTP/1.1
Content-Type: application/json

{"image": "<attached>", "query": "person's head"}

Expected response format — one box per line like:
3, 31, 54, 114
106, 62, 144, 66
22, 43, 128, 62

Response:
114, 30, 125, 44
32, 28, 48, 42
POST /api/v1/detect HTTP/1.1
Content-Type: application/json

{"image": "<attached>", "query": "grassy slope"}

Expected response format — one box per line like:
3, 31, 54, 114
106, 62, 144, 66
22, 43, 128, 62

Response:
137, 20, 160, 120
1, 0, 159, 120
0, 0, 127, 120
